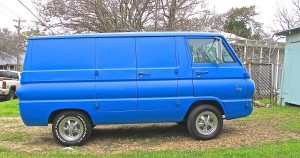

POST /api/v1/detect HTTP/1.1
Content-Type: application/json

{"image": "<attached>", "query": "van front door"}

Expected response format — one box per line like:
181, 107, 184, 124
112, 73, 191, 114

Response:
136, 37, 178, 112
187, 38, 248, 117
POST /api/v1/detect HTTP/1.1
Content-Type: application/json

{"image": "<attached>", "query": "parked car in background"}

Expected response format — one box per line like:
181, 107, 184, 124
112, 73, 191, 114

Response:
0, 70, 21, 101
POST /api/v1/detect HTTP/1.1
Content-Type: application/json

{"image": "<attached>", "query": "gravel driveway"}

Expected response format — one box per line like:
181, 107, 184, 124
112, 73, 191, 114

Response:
0, 116, 299, 154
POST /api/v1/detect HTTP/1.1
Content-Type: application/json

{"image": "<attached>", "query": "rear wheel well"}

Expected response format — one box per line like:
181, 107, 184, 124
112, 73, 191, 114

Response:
182, 100, 225, 122
48, 109, 93, 125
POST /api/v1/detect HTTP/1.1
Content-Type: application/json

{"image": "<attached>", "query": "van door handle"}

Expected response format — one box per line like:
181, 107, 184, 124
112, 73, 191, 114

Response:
196, 71, 208, 78
139, 72, 151, 78
95, 70, 99, 76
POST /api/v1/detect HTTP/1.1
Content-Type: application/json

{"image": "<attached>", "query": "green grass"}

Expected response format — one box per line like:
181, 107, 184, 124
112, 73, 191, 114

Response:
0, 99, 19, 116
0, 139, 299, 158
1, 132, 30, 142
241, 106, 300, 133
257, 98, 277, 105
0, 100, 299, 157
251, 105, 299, 116
0, 100, 299, 133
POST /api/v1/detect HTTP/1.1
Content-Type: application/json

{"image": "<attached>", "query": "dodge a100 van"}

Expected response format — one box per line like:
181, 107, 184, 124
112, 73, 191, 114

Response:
17, 32, 255, 146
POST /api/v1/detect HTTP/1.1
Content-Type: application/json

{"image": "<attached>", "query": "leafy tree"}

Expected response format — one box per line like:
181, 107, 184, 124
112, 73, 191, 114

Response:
224, 19, 252, 38
224, 6, 267, 40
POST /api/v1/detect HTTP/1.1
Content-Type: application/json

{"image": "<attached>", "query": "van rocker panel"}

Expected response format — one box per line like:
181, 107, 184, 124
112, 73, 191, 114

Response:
19, 96, 252, 126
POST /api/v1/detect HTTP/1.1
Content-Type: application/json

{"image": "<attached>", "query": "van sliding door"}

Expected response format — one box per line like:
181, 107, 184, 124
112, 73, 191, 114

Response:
95, 38, 137, 111
136, 37, 178, 111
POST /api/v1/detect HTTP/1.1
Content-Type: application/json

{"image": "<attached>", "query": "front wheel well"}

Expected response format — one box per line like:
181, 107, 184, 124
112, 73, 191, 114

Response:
48, 109, 93, 125
182, 100, 225, 122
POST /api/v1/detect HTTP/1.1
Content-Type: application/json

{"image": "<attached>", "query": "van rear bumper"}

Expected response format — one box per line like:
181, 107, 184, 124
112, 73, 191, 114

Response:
19, 102, 49, 126
223, 99, 253, 120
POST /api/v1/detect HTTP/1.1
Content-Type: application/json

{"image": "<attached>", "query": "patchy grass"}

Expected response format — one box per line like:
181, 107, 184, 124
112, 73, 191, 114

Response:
0, 99, 19, 116
0, 139, 299, 157
241, 106, 300, 134
1, 132, 30, 142
258, 98, 277, 105
0, 100, 299, 157
0, 145, 8, 152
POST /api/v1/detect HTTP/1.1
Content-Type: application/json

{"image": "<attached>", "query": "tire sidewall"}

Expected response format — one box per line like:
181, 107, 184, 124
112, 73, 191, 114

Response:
52, 111, 91, 146
187, 105, 223, 140
5, 90, 14, 101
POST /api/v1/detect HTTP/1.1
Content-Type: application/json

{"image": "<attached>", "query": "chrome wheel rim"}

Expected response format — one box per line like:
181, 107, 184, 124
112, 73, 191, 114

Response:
59, 117, 84, 141
195, 111, 218, 135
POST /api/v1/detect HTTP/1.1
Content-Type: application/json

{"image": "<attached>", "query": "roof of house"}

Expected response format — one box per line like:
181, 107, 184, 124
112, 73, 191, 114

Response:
275, 25, 300, 36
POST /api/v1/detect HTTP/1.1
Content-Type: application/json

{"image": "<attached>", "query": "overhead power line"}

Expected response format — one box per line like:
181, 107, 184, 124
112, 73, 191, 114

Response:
0, 1, 22, 18
0, 9, 14, 19
17, 0, 54, 35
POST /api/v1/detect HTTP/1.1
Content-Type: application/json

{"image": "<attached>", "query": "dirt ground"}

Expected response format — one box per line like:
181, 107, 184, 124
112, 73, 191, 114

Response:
0, 117, 299, 154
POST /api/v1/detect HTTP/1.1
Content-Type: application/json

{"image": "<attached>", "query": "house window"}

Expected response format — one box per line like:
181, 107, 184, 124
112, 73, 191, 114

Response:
10, 66, 15, 71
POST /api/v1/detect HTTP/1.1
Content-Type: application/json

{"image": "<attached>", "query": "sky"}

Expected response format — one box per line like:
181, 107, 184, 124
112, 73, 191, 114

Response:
0, 0, 292, 34
0, 0, 35, 31
208, 0, 288, 33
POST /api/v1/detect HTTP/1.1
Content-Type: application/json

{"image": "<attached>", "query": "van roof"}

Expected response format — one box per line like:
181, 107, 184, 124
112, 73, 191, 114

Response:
29, 32, 223, 40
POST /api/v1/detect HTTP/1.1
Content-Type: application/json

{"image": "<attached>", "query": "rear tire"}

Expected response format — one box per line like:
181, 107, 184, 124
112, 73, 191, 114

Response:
187, 104, 223, 140
5, 90, 15, 101
52, 111, 92, 146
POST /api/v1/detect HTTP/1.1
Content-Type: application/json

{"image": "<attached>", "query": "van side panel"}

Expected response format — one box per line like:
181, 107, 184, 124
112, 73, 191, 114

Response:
20, 38, 96, 83
18, 38, 96, 126
31, 38, 95, 70
95, 38, 137, 111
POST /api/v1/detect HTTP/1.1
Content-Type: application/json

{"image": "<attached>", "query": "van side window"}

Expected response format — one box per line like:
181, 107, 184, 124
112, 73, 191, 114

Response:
188, 38, 235, 63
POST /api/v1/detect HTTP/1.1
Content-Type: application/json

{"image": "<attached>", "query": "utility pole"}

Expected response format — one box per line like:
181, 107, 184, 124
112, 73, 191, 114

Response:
13, 18, 26, 71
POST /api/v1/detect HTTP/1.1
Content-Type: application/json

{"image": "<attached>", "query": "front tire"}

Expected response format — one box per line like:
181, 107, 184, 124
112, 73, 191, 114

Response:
176, 121, 187, 126
187, 105, 223, 140
52, 111, 92, 146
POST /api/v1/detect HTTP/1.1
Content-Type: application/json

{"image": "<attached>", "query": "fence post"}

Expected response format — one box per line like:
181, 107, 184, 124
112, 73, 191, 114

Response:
243, 40, 247, 63
275, 48, 280, 92
268, 45, 271, 63
252, 46, 255, 63
260, 46, 263, 63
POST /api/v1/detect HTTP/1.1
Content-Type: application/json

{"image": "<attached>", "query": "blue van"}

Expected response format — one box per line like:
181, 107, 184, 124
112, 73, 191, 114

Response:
17, 32, 254, 146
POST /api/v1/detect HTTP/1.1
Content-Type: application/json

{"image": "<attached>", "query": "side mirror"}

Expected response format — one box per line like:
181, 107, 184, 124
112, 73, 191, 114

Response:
215, 37, 223, 66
